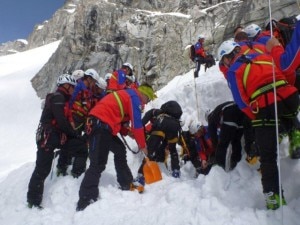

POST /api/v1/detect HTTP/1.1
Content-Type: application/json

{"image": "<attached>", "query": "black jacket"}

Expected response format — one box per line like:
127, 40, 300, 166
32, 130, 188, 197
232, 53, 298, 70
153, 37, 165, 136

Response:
40, 87, 77, 138
207, 101, 244, 147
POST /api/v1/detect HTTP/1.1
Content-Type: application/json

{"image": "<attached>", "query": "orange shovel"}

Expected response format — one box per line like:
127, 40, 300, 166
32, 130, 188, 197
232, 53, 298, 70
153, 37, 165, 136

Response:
143, 156, 162, 184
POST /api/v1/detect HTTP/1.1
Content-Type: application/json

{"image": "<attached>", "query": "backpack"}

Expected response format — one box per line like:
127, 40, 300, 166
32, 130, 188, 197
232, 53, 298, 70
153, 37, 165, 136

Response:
273, 15, 297, 48
204, 54, 216, 71
160, 100, 183, 119
183, 44, 196, 61
190, 45, 196, 61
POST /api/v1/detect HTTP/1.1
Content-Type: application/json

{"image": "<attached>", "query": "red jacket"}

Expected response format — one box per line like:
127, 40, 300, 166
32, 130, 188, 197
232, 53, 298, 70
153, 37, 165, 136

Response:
227, 53, 297, 119
107, 69, 127, 92
189, 126, 214, 161
197, 134, 214, 161
238, 41, 267, 55
270, 21, 300, 79
194, 41, 206, 58
89, 88, 147, 149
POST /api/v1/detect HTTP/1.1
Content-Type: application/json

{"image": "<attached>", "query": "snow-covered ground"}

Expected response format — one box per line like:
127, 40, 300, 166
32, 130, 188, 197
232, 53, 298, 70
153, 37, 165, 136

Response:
0, 42, 299, 225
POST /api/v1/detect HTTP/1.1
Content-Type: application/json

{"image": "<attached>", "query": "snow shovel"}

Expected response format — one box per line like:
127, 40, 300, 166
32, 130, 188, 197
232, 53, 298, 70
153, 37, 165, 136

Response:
143, 156, 162, 184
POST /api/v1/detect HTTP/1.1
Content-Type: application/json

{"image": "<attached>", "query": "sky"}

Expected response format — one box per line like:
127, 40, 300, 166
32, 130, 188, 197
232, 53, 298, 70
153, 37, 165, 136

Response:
0, 0, 65, 44
0, 41, 300, 225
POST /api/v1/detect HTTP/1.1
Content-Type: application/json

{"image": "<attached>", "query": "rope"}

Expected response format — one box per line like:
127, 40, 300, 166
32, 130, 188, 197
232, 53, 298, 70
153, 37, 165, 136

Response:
193, 75, 201, 120
267, 1, 284, 223
120, 134, 139, 154
297, 0, 300, 9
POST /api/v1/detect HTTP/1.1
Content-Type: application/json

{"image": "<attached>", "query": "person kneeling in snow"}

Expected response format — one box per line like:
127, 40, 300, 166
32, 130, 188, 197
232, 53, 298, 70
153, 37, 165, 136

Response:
206, 101, 257, 172
180, 121, 215, 177
134, 101, 183, 185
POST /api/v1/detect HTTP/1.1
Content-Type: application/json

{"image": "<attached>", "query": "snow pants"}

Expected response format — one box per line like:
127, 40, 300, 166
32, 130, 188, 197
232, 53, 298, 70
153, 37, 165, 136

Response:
27, 128, 62, 206
78, 117, 133, 202
254, 92, 299, 194
57, 137, 88, 177
215, 124, 243, 170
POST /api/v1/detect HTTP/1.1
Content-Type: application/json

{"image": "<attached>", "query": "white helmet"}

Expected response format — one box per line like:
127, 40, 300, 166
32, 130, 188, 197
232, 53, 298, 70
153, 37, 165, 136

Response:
96, 77, 107, 89
122, 62, 133, 71
104, 73, 112, 81
198, 34, 205, 40
57, 74, 77, 86
244, 24, 261, 38
189, 121, 202, 135
72, 69, 84, 81
84, 68, 100, 81
126, 75, 135, 83
217, 40, 240, 61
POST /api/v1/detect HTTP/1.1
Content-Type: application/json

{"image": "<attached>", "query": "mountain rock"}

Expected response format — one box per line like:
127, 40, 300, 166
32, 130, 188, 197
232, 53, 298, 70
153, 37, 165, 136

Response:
4, 0, 298, 98
0, 40, 28, 56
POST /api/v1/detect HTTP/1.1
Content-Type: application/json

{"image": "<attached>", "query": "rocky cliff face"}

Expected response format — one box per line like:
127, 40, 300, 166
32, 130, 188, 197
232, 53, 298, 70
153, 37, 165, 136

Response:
3, 0, 299, 98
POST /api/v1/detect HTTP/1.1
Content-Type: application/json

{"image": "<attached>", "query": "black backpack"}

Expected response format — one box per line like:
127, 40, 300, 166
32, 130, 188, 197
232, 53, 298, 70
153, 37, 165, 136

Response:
204, 54, 216, 71
275, 15, 297, 48
190, 45, 196, 61
160, 101, 183, 119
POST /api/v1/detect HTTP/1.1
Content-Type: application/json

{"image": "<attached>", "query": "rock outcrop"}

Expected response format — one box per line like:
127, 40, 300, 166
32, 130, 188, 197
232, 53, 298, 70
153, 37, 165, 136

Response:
2, 0, 299, 98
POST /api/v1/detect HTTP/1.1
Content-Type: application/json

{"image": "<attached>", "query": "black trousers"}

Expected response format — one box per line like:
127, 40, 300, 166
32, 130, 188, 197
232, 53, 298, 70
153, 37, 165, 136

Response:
215, 124, 243, 170
27, 129, 62, 205
57, 137, 88, 176
254, 92, 299, 194
194, 56, 206, 78
79, 121, 133, 202
138, 135, 180, 173
57, 115, 88, 176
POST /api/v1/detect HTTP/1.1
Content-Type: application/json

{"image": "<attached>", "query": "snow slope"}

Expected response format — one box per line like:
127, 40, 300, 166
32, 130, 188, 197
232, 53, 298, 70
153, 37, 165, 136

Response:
0, 42, 299, 225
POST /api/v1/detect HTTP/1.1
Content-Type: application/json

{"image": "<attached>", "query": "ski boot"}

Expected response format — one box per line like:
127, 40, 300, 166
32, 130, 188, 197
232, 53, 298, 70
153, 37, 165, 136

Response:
27, 202, 43, 210
131, 173, 145, 193
171, 169, 181, 178
264, 192, 286, 210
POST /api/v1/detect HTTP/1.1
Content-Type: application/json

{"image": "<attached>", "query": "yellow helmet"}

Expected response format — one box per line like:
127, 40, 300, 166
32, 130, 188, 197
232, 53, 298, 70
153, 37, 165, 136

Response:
138, 83, 157, 100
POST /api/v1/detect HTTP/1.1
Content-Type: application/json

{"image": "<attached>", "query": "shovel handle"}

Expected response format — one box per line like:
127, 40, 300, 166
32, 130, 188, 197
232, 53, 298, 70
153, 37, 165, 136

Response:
141, 151, 150, 162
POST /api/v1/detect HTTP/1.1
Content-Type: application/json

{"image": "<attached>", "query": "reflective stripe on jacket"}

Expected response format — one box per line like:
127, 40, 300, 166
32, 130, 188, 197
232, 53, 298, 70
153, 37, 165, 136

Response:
227, 53, 296, 119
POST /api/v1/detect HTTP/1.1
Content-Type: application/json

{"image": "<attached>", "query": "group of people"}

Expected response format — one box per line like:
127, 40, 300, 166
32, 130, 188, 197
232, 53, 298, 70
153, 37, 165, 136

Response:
26, 15, 300, 212
179, 101, 258, 178
216, 16, 300, 210
26, 63, 157, 211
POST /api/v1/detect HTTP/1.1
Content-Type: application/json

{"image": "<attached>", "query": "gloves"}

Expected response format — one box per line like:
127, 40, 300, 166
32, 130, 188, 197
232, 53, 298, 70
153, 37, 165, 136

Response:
120, 126, 130, 136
